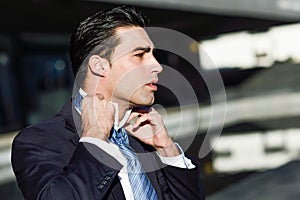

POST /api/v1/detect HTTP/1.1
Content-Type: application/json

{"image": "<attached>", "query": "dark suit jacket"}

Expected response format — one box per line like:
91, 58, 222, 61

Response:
11, 99, 205, 200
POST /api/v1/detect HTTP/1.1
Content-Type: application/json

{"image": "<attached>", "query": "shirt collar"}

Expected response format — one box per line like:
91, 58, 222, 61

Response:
73, 88, 131, 131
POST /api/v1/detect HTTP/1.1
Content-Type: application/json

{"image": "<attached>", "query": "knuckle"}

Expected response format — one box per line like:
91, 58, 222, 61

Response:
95, 93, 104, 100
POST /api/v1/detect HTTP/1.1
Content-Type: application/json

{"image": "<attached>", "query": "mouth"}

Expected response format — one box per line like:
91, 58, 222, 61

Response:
145, 80, 158, 91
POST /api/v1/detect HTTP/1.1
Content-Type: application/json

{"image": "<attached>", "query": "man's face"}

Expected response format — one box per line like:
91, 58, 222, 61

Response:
104, 26, 162, 108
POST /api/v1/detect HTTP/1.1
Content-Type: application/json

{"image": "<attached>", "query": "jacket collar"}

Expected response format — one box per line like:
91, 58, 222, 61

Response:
59, 97, 81, 145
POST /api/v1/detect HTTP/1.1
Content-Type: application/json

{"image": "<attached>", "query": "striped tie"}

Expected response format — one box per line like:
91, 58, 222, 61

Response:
110, 128, 158, 200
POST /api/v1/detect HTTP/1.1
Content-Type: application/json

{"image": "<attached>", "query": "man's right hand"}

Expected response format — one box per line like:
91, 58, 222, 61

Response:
81, 94, 115, 140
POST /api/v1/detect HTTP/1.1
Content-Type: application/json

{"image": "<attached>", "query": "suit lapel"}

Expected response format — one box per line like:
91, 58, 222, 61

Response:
60, 98, 81, 146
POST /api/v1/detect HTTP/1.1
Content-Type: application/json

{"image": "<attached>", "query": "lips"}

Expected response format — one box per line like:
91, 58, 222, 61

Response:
145, 80, 158, 91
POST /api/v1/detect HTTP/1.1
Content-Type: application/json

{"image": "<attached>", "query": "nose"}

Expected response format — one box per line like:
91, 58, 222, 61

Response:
150, 55, 163, 74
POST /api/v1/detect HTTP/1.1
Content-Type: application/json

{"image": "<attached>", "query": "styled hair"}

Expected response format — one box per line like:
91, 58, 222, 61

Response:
69, 5, 149, 77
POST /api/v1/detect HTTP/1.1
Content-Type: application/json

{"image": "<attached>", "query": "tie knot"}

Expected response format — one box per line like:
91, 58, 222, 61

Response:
110, 128, 129, 146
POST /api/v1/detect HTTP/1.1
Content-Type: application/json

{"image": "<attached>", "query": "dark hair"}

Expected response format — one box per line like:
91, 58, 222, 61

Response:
69, 5, 149, 76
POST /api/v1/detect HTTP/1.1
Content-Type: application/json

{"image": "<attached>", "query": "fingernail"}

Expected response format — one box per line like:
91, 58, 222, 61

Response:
130, 116, 139, 126
95, 93, 104, 99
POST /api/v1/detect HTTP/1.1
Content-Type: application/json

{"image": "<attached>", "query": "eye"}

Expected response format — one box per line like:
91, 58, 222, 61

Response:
134, 52, 144, 58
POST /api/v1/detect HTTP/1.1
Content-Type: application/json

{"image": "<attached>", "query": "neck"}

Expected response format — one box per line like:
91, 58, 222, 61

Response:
111, 99, 132, 122
83, 76, 132, 124
109, 101, 132, 130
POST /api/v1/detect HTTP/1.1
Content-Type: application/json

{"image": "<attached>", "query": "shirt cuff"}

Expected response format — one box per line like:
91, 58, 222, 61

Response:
79, 137, 127, 167
156, 143, 195, 169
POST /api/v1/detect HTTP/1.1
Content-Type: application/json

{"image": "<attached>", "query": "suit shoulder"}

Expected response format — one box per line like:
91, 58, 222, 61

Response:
14, 113, 71, 146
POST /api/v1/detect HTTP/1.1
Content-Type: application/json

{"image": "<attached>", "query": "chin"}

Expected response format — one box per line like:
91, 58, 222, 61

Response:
130, 97, 154, 107
144, 96, 155, 105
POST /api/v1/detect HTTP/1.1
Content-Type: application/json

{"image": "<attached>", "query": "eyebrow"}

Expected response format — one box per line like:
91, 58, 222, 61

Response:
132, 46, 152, 53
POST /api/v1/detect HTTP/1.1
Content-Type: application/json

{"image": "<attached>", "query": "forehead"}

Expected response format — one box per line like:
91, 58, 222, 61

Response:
112, 27, 153, 58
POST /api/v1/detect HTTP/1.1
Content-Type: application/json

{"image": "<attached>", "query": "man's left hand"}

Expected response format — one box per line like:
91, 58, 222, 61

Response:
124, 107, 180, 157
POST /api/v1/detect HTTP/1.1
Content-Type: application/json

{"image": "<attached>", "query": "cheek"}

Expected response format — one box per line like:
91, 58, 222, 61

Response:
115, 69, 146, 91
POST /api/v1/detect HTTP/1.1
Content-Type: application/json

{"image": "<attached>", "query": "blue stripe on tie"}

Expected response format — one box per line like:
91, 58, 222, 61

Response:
110, 128, 158, 200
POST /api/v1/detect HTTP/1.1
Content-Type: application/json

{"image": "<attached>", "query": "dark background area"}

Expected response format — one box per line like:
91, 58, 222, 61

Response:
0, 0, 292, 133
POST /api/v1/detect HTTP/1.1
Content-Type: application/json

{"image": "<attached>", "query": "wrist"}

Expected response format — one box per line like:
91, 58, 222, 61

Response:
82, 125, 108, 141
155, 139, 180, 157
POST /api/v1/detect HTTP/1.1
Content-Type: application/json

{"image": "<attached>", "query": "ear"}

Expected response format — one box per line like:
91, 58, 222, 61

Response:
88, 55, 110, 77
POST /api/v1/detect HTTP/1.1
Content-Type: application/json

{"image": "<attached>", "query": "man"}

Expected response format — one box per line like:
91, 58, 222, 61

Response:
12, 5, 205, 200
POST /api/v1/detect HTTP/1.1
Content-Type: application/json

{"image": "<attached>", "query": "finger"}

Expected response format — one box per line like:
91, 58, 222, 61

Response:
149, 107, 157, 114
95, 93, 105, 100
82, 99, 96, 114
133, 113, 151, 128
83, 93, 105, 109
128, 115, 141, 126
127, 112, 141, 121
81, 95, 93, 110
